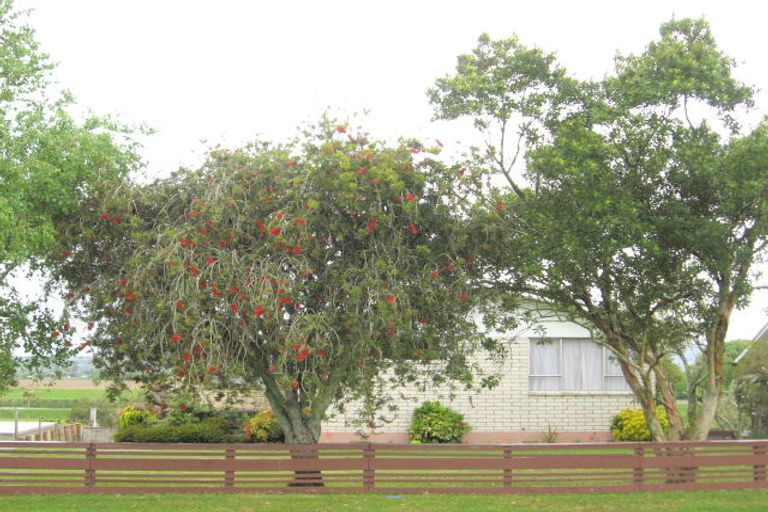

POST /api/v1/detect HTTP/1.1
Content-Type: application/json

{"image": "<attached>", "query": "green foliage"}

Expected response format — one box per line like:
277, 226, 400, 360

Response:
58, 117, 496, 443
658, 357, 688, 400
733, 338, 768, 434
0, 0, 142, 392
118, 406, 154, 430
114, 419, 236, 443
67, 398, 120, 428
611, 407, 669, 442
408, 401, 470, 444
243, 410, 284, 443
433, 17, 767, 441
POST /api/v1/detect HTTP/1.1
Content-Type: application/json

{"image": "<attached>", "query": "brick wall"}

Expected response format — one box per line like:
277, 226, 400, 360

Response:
321, 316, 636, 442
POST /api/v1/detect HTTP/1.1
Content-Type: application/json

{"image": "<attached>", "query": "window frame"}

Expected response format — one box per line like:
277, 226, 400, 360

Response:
529, 337, 631, 393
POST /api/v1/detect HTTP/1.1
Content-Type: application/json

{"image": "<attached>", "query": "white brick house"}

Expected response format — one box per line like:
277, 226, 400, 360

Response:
321, 311, 636, 443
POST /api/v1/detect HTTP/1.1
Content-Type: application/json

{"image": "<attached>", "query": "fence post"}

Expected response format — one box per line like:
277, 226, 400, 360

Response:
224, 447, 236, 488
13, 407, 18, 440
633, 445, 645, 489
363, 443, 375, 491
503, 448, 513, 490
754, 444, 766, 482
84, 443, 97, 491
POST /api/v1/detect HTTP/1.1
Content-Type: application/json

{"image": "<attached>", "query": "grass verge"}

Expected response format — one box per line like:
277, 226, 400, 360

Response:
0, 489, 766, 512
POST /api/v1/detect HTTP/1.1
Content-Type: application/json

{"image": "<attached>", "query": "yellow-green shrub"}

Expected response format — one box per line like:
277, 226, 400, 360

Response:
611, 407, 669, 441
118, 406, 154, 430
243, 411, 284, 443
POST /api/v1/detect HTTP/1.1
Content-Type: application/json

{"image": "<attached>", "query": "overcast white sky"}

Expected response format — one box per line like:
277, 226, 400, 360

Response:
15, 0, 768, 339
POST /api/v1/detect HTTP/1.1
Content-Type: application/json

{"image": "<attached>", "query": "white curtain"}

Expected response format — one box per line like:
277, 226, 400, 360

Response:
529, 340, 560, 391
562, 339, 603, 391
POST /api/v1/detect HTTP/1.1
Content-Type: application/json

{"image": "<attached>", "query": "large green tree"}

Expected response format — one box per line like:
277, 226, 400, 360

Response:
0, 0, 141, 392
431, 19, 767, 440
56, 120, 498, 443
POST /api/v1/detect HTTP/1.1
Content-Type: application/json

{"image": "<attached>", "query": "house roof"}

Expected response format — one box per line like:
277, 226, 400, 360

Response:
733, 321, 768, 365
754, 322, 768, 343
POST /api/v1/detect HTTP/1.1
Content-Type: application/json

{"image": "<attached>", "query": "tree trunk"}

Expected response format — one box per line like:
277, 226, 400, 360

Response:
261, 381, 325, 486
652, 360, 686, 440
618, 357, 668, 441
689, 385, 719, 440
688, 295, 734, 440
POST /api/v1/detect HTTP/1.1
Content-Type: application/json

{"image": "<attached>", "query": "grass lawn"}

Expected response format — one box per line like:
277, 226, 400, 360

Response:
0, 407, 70, 422
0, 489, 766, 512
0, 387, 108, 401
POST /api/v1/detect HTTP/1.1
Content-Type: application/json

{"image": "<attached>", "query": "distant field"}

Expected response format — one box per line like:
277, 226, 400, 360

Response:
2, 380, 121, 402
15, 378, 108, 389
0, 408, 71, 422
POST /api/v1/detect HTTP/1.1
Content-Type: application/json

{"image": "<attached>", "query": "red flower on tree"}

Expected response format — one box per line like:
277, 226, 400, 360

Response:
175, 300, 185, 310
409, 223, 418, 234
385, 294, 396, 304
406, 193, 416, 202
189, 266, 200, 276
254, 305, 265, 318
356, 167, 368, 175
206, 256, 216, 265
295, 218, 306, 226
270, 227, 281, 236
125, 293, 137, 302
229, 303, 240, 313
169, 334, 181, 344
371, 178, 380, 185
368, 218, 378, 233
119, 278, 129, 287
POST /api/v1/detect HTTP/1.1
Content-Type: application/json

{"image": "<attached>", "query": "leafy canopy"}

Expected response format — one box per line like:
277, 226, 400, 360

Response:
0, 0, 142, 392
57, 120, 498, 441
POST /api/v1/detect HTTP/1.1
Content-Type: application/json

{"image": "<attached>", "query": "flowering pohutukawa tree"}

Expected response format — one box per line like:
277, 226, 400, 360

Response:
57, 120, 497, 443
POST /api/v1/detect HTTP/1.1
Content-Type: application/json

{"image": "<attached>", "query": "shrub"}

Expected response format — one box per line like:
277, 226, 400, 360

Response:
113, 419, 237, 443
611, 407, 669, 441
118, 406, 154, 430
408, 401, 470, 443
68, 399, 120, 428
243, 410, 284, 443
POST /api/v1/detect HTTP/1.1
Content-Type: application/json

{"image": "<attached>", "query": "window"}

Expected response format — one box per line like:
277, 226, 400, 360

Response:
529, 338, 631, 392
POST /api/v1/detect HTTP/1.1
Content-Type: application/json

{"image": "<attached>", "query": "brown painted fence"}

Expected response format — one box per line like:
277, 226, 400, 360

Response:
0, 440, 766, 494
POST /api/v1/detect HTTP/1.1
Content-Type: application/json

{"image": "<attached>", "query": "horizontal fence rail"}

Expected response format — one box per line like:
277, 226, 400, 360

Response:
0, 440, 765, 494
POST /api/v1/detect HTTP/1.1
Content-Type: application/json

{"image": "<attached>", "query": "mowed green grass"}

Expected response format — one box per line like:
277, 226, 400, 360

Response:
0, 407, 70, 421
1, 387, 107, 401
0, 489, 766, 512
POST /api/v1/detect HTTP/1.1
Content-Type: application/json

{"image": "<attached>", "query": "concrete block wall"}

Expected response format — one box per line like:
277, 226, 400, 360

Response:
321, 317, 636, 442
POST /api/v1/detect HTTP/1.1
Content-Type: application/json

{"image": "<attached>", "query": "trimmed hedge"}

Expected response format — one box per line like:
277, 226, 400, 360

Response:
113, 420, 239, 443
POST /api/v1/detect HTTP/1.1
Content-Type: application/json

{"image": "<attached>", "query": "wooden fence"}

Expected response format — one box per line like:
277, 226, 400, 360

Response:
0, 440, 765, 494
